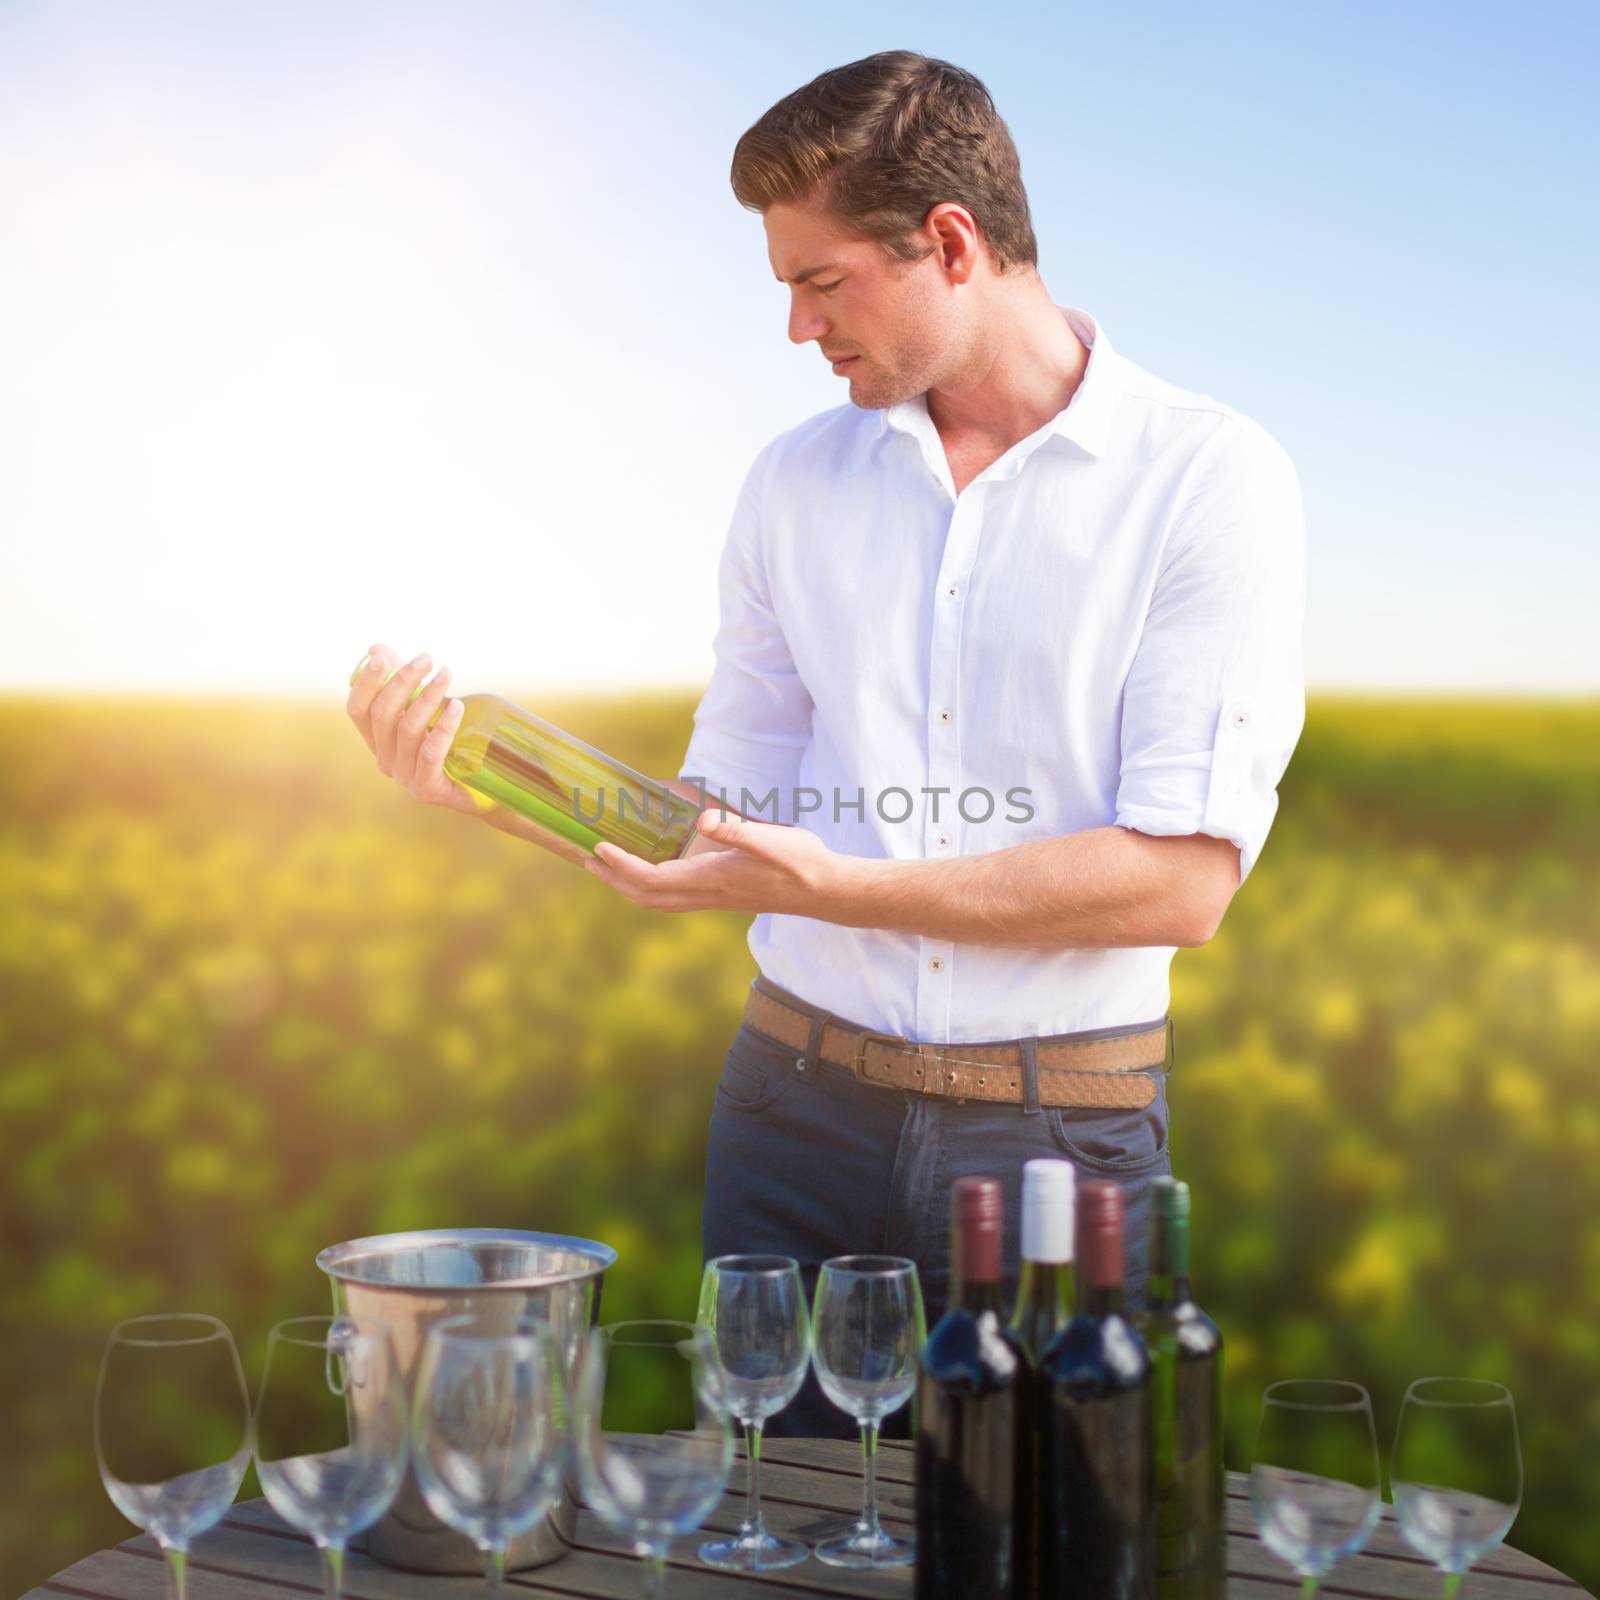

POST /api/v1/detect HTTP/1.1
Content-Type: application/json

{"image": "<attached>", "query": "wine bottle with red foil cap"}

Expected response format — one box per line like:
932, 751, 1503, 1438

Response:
1039, 1180, 1156, 1600
914, 1176, 1025, 1600
1011, 1158, 1075, 1600
1136, 1177, 1225, 1600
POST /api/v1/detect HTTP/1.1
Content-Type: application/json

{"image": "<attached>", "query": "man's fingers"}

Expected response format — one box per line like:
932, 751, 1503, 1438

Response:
344, 644, 394, 755
589, 842, 735, 898
375, 652, 433, 721
394, 665, 452, 779
347, 644, 476, 817
371, 651, 433, 769
419, 695, 464, 764
410, 684, 477, 811
417, 698, 477, 810
585, 854, 676, 910
588, 844, 647, 889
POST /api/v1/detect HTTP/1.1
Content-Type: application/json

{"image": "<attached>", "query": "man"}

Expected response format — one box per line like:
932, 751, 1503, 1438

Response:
349, 50, 1305, 1441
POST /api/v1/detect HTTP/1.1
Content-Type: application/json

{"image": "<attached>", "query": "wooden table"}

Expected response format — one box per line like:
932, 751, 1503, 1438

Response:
25, 1436, 1591, 1600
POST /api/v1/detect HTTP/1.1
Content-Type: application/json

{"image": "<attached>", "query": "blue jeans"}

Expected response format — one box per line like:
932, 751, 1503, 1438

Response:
700, 993, 1173, 1441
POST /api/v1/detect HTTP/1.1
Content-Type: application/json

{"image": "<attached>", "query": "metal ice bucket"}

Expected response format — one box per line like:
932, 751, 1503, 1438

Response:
316, 1227, 617, 1573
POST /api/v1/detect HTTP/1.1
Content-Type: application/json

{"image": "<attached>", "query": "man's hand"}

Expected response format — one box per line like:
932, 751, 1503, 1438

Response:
584, 806, 858, 915
661, 777, 744, 860
345, 641, 480, 816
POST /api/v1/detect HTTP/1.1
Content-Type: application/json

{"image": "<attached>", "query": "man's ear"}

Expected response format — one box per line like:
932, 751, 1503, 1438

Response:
926, 201, 982, 284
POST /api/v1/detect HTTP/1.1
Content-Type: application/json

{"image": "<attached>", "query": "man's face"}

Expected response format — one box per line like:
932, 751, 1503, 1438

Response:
765, 196, 960, 410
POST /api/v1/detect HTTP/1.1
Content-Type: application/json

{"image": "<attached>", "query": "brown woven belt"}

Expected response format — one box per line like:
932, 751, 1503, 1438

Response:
743, 976, 1170, 1110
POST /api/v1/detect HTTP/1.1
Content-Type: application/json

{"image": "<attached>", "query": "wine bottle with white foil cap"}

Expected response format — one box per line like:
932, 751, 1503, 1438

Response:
348, 655, 702, 864
1011, 1158, 1075, 1599
1012, 1158, 1076, 1361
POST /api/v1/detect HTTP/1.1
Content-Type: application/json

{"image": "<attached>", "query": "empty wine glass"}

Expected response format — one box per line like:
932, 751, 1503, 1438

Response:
94, 1313, 253, 1600
412, 1312, 569, 1594
575, 1320, 735, 1599
253, 1316, 408, 1600
1251, 1379, 1382, 1596
1392, 1377, 1523, 1597
695, 1254, 811, 1571
810, 1255, 925, 1568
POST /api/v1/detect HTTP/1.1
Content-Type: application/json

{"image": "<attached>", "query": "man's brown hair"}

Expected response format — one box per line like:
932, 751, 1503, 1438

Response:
731, 50, 1038, 273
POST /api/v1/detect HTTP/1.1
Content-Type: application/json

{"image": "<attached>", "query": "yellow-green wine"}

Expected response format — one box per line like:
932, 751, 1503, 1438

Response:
349, 656, 702, 864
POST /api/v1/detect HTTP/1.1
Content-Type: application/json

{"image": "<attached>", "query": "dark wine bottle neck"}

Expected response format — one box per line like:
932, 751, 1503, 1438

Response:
1078, 1281, 1127, 1317
955, 1275, 1007, 1314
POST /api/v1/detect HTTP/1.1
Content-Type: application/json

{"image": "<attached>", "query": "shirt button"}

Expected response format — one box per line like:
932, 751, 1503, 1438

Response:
1232, 709, 1249, 728
935, 832, 950, 848
928, 956, 946, 973
938, 709, 952, 724
946, 584, 959, 598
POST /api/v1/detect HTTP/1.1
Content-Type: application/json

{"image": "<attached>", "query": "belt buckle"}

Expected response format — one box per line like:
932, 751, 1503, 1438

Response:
851, 1027, 914, 1089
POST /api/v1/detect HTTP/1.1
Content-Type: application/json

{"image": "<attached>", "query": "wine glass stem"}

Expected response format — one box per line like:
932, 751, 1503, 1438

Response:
482, 1544, 509, 1596
642, 1544, 668, 1600
163, 1545, 187, 1600
1443, 1574, 1464, 1600
743, 1418, 767, 1537
317, 1542, 344, 1600
859, 1417, 883, 1539
1301, 1577, 1319, 1599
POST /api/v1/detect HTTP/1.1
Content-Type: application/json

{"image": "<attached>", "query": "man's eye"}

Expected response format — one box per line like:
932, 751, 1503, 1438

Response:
816, 280, 843, 294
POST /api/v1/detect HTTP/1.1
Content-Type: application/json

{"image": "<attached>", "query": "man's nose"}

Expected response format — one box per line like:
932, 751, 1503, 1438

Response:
788, 297, 828, 346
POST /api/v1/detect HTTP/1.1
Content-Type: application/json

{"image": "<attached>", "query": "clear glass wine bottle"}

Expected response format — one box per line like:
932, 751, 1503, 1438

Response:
349, 656, 703, 864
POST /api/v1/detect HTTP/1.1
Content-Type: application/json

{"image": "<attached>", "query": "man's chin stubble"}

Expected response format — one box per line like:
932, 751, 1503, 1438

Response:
847, 376, 909, 411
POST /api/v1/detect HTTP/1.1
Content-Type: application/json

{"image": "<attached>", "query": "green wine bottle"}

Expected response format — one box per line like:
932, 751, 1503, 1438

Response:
348, 656, 703, 864
1136, 1177, 1225, 1600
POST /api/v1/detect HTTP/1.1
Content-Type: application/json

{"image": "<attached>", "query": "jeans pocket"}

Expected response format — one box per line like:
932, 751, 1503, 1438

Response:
714, 1025, 802, 1114
1047, 1071, 1170, 1175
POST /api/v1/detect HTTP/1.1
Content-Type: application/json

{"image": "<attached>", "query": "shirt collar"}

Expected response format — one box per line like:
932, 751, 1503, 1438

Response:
875, 304, 1118, 461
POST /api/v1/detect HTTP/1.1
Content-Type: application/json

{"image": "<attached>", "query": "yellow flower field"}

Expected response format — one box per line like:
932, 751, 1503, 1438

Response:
1, 692, 1597, 1591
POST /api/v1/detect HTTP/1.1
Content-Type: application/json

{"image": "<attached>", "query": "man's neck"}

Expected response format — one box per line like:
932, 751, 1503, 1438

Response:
925, 284, 1088, 451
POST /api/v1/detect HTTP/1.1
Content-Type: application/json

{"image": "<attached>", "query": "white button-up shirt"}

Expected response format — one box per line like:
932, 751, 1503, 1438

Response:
679, 305, 1306, 1043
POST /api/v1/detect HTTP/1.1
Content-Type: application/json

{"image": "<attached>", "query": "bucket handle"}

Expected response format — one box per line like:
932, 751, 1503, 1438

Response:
326, 1315, 369, 1395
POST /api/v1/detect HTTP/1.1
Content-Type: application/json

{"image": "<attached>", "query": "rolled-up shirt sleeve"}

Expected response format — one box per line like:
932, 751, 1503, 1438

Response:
677, 440, 814, 825
1114, 416, 1307, 886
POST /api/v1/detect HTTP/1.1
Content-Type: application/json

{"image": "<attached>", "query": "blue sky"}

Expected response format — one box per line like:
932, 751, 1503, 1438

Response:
1, 0, 1595, 695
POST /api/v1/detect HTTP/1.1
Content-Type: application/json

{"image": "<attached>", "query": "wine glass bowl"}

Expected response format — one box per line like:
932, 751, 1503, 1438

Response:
1251, 1379, 1382, 1594
811, 1255, 924, 1422
575, 1320, 735, 1599
253, 1315, 408, 1600
411, 1312, 570, 1593
94, 1314, 253, 1600
1392, 1377, 1522, 1594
